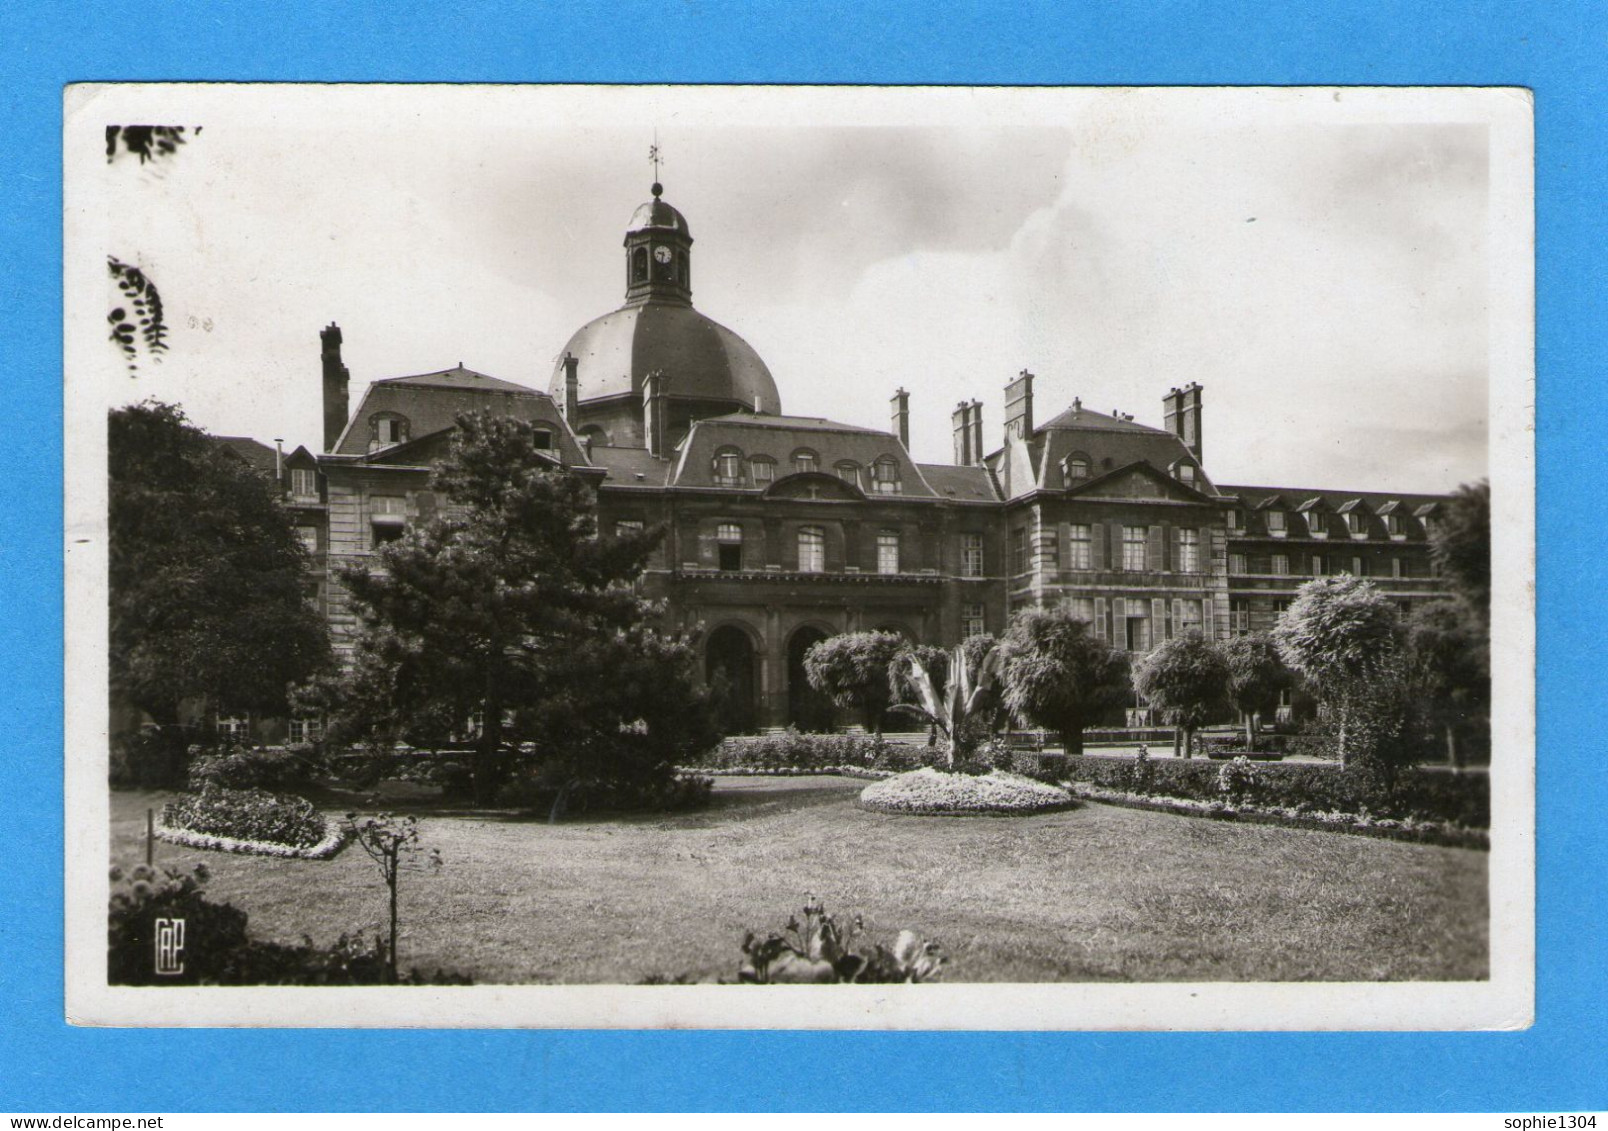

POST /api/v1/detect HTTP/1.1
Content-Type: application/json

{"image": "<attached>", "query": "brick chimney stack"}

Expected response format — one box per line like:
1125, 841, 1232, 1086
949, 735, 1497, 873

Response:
560, 352, 580, 423
1163, 382, 1204, 461
320, 322, 349, 453
891, 388, 910, 449
968, 400, 983, 464
643, 370, 670, 457
952, 402, 972, 466
1004, 369, 1034, 443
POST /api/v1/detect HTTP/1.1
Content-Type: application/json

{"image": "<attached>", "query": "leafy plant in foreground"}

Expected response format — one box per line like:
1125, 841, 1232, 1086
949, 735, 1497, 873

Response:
737, 898, 946, 984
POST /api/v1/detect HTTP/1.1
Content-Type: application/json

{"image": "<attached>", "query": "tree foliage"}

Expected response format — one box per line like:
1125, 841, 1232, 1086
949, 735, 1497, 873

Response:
109, 402, 330, 766
335, 412, 717, 806
1132, 631, 1232, 757
998, 607, 1131, 756
1405, 598, 1490, 767
897, 639, 1005, 766
1272, 576, 1406, 766
1432, 479, 1490, 612
803, 631, 905, 736
1219, 633, 1294, 744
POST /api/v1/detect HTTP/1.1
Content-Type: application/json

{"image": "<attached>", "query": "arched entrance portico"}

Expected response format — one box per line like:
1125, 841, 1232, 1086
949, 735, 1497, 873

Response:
705, 624, 758, 735
786, 624, 836, 732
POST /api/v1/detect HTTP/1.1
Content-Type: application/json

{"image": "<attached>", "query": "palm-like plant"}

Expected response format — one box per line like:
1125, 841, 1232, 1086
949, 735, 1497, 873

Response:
896, 641, 1003, 768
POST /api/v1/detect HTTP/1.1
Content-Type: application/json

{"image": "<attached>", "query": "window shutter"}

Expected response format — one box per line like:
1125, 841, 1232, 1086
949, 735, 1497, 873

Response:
1148, 526, 1164, 572
1173, 598, 1185, 639
1112, 597, 1126, 629
1172, 525, 1184, 573
1108, 522, 1122, 570
1152, 597, 1167, 639
1058, 523, 1072, 578
1092, 522, 1107, 571
1094, 597, 1108, 639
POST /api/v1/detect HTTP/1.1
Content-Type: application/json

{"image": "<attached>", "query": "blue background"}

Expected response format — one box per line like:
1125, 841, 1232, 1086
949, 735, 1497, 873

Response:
1, 0, 1600, 1113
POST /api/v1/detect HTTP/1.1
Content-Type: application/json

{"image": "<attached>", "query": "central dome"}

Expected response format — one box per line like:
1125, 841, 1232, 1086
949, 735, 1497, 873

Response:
548, 184, 781, 417
550, 303, 780, 412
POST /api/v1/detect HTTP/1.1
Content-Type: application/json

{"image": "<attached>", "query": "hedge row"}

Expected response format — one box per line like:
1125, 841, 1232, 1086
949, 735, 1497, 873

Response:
690, 731, 931, 773
1059, 754, 1489, 828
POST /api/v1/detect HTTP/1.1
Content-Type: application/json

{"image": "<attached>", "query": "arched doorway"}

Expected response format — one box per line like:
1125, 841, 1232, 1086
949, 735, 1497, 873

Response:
705, 625, 757, 735
787, 625, 836, 732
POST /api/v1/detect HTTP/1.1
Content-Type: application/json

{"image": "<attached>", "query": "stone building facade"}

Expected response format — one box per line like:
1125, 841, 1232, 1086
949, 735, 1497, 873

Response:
284, 181, 1451, 732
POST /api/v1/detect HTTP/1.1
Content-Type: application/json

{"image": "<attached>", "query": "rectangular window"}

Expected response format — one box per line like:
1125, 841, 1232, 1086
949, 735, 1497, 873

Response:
1066, 525, 1092, 570
713, 451, 743, 487
1271, 553, 1290, 576
370, 494, 406, 517
716, 522, 743, 571
1308, 512, 1326, 538
1351, 556, 1365, 577
793, 452, 818, 474
962, 603, 986, 639
1348, 511, 1367, 536
1387, 513, 1404, 536
1122, 526, 1148, 572
287, 716, 324, 744
751, 459, 775, 486
1228, 552, 1247, 575
1124, 607, 1151, 653
798, 527, 825, 573
837, 463, 861, 488
961, 534, 984, 577
872, 459, 901, 494
290, 468, 318, 499
1230, 598, 1251, 635
1177, 599, 1203, 635
1226, 509, 1244, 532
371, 524, 404, 549
1392, 557, 1404, 580
1177, 528, 1200, 573
1011, 527, 1030, 575
1065, 596, 1095, 624
1272, 598, 1291, 615
1310, 554, 1324, 577
876, 531, 900, 575
615, 520, 644, 539
1267, 510, 1286, 536
296, 525, 319, 554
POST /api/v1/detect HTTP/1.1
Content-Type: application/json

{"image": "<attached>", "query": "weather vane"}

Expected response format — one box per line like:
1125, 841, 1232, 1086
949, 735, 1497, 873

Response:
649, 133, 663, 187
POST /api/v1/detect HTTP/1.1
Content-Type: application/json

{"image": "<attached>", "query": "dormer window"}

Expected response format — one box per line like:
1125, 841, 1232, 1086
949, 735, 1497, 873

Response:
713, 447, 744, 487
1176, 462, 1197, 486
1348, 511, 1368, 537
1387, 513, 1405, 538
1062, 454, 1091, 486
531, 429, 553, 451
1308, 512, 1327, 538
792, 449, 818, 474
1267, 510, 1287, 537
835, 461, 862, 489
1226, 508, 1244, 532
368, 413, 410, 452
750, 456, 775, 486
871, 456, 901, 494
289, 467, 318, 500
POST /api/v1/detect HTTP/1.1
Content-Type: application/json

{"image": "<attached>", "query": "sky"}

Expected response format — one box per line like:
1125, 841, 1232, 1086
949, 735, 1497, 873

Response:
72, 86, 1508, 493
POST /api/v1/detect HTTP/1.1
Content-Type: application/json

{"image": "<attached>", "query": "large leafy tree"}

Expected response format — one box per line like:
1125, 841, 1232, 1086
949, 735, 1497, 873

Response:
1132, 631, 1232, 758
1432, 479, 1490, 612
803, 631, 904, 737
1405, 598, 1489, 768
999, 607, 1131, 756
109, 402, 330, 762
1272, 576, 1405, 766
1220, 633, 1294, 746
336, 411, 714, 805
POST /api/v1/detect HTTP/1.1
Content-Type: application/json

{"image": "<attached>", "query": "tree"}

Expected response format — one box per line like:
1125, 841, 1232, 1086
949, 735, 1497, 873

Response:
109, 402, 330, 777
998, 607, 1131, 756
1432, 479, 1490, 612
1272, 576, 1405, 766
897, 639, 1006, 767
803, 631, 904, 737
889, 642, 950, 746
336, 411, 715, 806
1220, 633, 1293, 746
1405, 598, 1489, 768
1132, 631, 1232, 758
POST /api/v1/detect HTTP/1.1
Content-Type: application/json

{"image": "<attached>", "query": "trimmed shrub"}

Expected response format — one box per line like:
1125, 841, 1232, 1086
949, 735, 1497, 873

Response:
162, 785, 328, 850
860, 768, 1073, 815
187, 744, 322, 791
1059, 754, 1488, 827
689, 729, 928, 774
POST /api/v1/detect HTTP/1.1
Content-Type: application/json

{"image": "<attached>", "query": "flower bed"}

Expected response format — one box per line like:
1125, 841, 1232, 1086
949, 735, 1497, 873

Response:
160, 786, 339, 858
1067, 782, 1488, 850
859, 768, 1074, 815
681, 765, 893, 780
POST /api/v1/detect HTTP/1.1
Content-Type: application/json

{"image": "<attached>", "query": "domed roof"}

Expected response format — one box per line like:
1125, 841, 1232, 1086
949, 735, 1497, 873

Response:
627, 184, 690, 237
550, 302, 781, 413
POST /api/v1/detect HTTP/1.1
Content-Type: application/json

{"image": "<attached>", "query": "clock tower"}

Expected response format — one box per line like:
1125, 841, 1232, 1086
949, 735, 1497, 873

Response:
623, 182, 693, 307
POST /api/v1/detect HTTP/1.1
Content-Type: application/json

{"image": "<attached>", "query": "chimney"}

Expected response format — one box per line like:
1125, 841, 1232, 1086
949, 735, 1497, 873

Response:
643, 369, 670, 457
891, 388, 910, 449
968, 400, 983, 464
560, 352, 580, 422
1163, 386, 1182, 440
1180, 382, 1203, 461
1004, 369, 1034, 442
320, 322, 349, 453
952, 401, 972, 466
273, 438, 284, 483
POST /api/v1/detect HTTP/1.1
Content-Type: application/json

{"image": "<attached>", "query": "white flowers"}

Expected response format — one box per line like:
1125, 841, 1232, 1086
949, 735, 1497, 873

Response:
155, 818, 347, 859
859, 768, 1073, 815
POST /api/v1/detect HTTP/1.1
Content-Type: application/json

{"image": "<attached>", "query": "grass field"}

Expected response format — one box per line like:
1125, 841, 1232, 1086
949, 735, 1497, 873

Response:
113, 775, 1488, 983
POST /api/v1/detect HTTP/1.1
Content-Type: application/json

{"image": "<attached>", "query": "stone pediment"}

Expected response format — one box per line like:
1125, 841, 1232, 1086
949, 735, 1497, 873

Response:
1064, 461, 1214, 504
762, 471, 866, 502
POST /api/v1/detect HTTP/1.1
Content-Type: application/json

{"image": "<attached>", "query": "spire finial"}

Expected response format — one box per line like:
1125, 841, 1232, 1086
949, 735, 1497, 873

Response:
649, 133, 663, 195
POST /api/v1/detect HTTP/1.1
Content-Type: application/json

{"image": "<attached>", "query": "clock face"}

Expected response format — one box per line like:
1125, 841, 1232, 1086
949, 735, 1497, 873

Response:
653, 245, 673, 264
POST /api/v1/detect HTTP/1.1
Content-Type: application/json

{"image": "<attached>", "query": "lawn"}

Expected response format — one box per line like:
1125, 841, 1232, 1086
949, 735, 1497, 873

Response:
112, 775, 1488, 983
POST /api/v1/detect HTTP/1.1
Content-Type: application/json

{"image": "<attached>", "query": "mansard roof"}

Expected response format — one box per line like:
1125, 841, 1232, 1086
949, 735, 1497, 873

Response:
670, 411, 937, 496
918, 463, 1001, 502
1221, 484, 1451, 513
211, 435, 279, 476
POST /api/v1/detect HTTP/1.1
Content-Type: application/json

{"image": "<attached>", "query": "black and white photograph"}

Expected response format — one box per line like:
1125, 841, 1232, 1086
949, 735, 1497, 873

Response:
63, 84, 1533, 1029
